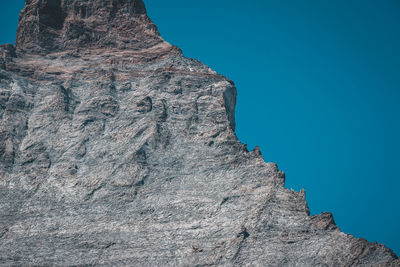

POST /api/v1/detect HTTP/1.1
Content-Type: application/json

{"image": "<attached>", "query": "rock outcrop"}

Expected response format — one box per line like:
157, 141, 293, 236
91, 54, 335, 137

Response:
0, 0, 398, 266
15, 0, 161, 53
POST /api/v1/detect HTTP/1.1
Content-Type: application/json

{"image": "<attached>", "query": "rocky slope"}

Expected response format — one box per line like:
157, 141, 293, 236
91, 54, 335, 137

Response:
0, 0, 398, 266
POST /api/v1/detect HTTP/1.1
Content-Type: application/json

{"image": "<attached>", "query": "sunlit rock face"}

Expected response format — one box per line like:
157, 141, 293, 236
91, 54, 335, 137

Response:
0, 0, 398, 266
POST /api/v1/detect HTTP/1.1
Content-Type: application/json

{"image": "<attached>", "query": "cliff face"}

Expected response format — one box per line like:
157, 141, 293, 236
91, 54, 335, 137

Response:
15, 0, 160, 53
0, 0, 398, 266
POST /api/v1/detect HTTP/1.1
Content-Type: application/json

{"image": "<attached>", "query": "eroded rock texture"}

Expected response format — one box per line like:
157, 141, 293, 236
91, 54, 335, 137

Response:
0, 0, 398, 266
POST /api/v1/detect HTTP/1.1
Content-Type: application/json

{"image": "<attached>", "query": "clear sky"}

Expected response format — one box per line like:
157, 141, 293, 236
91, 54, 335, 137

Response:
1, 0, 399, 255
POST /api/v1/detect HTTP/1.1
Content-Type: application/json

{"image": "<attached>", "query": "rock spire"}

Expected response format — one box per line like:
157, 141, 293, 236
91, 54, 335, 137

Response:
15, 0, 163, 53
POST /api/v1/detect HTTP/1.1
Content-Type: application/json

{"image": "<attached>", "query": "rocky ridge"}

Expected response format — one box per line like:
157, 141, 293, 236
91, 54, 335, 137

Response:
0, 0, 398, 266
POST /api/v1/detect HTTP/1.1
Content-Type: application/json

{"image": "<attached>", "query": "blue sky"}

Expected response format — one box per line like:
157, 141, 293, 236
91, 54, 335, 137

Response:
1, 0, 399, 255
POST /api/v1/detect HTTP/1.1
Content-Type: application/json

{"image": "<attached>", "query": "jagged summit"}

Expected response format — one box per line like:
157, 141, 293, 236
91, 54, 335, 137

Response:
15, 0, 163, 54
0, 1, 399, 266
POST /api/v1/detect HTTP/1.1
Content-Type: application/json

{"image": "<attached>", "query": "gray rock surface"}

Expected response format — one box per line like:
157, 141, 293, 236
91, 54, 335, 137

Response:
0, 0, 398, 266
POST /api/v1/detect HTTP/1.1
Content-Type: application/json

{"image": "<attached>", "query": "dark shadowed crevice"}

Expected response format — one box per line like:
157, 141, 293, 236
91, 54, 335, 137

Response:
223, 85, 237, 131
38, 0, 66, 30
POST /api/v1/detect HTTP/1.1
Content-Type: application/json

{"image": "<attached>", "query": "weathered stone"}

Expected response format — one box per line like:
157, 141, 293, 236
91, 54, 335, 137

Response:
0, 0, 398, 266
0, 44, 16, 70
15, 0, 162, 54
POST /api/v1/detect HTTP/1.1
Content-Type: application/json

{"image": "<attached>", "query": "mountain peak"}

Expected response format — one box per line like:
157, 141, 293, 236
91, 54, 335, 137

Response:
1, 1, 398, 266
15, 0, 163, 54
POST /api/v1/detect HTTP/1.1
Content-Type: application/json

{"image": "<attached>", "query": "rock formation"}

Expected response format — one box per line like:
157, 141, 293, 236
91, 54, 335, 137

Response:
0, 0, 398, 266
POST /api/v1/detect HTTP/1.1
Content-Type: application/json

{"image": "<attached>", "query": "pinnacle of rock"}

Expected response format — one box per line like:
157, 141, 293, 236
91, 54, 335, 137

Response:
0, 1, 399, 266
15, 0, 163, 53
